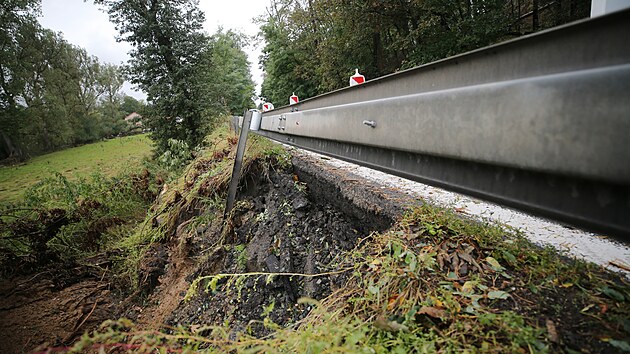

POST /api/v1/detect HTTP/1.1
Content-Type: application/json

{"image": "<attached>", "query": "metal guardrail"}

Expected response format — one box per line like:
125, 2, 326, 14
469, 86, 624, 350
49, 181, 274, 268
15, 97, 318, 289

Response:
254, 9, 630, 239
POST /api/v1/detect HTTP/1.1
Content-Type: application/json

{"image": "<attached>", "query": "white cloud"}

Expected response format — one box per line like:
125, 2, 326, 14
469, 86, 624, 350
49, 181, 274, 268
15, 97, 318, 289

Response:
38, 0, 270, 100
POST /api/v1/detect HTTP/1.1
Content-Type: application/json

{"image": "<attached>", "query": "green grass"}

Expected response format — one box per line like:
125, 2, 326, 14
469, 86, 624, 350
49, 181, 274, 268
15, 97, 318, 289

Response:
0, 134, 153, 203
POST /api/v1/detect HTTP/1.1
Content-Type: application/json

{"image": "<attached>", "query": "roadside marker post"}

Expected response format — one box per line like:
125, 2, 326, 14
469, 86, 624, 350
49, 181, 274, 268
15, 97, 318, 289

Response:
349, 68, 365, 86
262, 102, 274, 112
289, 92, 299, 105
224, 110, 252, 219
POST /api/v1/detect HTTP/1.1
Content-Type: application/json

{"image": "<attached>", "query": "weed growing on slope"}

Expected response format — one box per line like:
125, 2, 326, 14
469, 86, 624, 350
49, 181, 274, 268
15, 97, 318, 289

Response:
104, 121, 294, 294
0, 166, 164, 277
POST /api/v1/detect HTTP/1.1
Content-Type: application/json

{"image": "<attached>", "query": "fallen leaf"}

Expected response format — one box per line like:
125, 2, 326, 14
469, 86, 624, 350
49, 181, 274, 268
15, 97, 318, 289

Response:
446, 272, 458, 280
458, 246, 482, 272
387, 295, 400, 310
487, 290, 510, 300
546, 319, 559, 343
417, 306, 447, 319
429, 296, 444, 308
374, 316, 409, 332
600, 287, 625, 302
368, 285, 379, 295
190, 324, 201, 333
608, 339, 630, 351
580, 304, 595, 313
485, 257, 505, 272
501, 250, 517, 266
461, 281, 477, 295
470, 294, 483, 308
458, 250, 474, 264
455, 207, 467, 213
369, 258, 381, 268
437, 252, 446, 269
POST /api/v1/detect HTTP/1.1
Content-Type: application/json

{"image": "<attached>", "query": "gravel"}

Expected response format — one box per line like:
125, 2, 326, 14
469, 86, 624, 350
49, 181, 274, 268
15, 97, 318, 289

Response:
290, 147, 630, 277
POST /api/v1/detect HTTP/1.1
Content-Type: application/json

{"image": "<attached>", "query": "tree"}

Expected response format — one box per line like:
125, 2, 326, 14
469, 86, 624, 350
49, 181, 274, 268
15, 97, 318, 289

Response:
258, 0, 319, 107
98, 63, 125, 137
120, 95, 144, 116
0, 0, 40, 159
259, 0, 591, 105
1, 0, 127, 159
94, 0, 213, 153
205, 29, 255, 117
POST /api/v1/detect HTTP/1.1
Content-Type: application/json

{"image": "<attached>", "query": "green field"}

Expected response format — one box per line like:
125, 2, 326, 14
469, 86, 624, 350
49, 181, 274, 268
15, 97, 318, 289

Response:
0, 134, 153, 203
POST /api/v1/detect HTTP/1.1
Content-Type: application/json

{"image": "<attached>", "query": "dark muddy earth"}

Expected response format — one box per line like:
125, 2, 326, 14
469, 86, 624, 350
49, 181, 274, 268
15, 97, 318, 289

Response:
5, 151, 624, 353
160, 146, 421, 333
0, 151, 412, 353
167, 165, 394, 335
0, 266, 119, 353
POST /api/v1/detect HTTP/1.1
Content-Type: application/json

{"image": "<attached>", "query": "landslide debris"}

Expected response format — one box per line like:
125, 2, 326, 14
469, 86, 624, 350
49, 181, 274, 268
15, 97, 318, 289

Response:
120, 130, 411, 338
2, 122, 629, 353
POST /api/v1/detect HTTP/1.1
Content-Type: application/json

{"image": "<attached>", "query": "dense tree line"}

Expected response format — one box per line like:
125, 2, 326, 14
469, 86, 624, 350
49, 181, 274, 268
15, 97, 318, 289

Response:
258, 0, 591, 106
0, 0, 146, 161
95, 0, 255, 154
2, 0, 255, 161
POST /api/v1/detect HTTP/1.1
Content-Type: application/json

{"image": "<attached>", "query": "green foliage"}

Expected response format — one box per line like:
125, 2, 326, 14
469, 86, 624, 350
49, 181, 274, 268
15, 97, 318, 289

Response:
0, 169, 157, 272
258, 0, 319, 106
205, 30, 256, 116
95, 0, 254, 154
58, 152, 629, 353
119, 95, 144, 116
159, 139, 193, 172
0, 136, 166, 281
259, 0, 590, 107
234, 244, 248, 271
0, 134, 153, 203
105, 0, 209, 153
0, 1, 135, 160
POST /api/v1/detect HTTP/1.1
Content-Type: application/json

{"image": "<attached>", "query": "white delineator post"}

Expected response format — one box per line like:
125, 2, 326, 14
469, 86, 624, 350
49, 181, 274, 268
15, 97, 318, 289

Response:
249, 109, 262, 131
262, 102, 274, 112
289, 92, 299, 105
349, 68, 365, 86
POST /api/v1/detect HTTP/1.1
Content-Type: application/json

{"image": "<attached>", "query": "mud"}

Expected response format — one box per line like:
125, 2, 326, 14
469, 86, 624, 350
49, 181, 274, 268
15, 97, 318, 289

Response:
0, 151, 420, 352
0, 270, 117, 353
165, 153, 418, 336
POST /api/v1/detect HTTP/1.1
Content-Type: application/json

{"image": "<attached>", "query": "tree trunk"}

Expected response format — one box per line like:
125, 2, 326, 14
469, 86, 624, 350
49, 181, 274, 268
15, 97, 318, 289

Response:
1, 131, 22, 160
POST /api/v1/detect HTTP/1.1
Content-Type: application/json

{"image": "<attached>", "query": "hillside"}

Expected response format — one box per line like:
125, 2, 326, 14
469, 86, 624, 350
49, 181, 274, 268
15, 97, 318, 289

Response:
0, 124, 628, 353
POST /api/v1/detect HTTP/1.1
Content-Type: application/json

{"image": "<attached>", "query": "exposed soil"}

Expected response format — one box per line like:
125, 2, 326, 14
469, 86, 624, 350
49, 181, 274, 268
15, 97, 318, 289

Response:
151, 153, 418, 336
0, 267, 118, 353
0, 149, 417, 353
1, 148, 627, 353
169, 171, 380, 334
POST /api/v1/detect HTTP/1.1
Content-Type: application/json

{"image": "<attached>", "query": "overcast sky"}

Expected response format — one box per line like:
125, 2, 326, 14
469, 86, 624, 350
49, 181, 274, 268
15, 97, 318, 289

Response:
38, 0, 270, 101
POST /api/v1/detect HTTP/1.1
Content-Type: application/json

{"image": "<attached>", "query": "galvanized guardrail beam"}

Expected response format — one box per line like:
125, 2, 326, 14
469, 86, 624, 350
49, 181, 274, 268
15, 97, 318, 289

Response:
256, 9, 630, 239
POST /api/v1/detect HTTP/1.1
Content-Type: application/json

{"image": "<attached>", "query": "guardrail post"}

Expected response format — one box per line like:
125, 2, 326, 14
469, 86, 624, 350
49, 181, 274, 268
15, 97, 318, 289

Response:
224, 110, 252, 219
